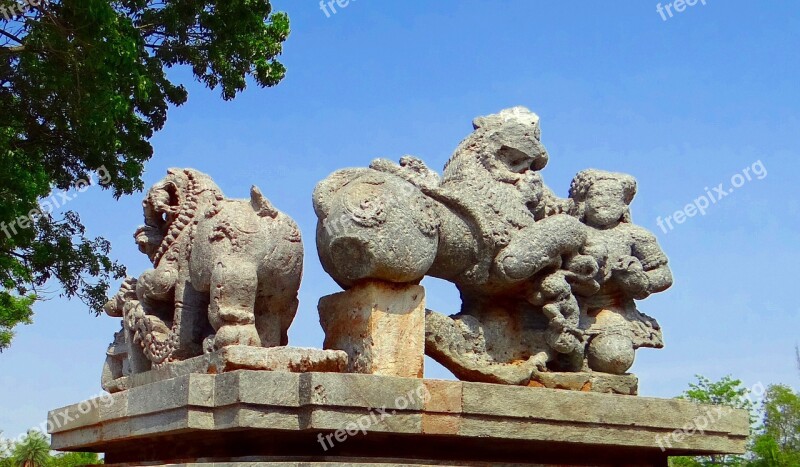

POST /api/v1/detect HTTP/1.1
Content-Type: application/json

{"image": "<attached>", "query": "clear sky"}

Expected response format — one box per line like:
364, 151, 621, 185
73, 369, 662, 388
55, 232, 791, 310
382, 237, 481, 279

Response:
2, 0, 799, 439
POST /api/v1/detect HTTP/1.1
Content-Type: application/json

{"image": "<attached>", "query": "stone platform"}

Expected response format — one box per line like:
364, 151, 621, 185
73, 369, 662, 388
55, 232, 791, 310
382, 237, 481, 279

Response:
50, 371, 748, 466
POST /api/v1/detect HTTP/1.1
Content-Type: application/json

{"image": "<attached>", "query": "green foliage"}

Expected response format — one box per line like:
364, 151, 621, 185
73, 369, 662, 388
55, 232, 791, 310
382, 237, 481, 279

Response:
0, 431, 103, 466
669, 376, 800, 466
0, 434, 12, 466
749, 385, 800, 466
0, 0, 290, 349
750, 434, 797, 466
9, 431, 50, 467
51, 451, 103, 466
670, 375, 756, 467
679, 375, 756, 416
0, 293, 34, 351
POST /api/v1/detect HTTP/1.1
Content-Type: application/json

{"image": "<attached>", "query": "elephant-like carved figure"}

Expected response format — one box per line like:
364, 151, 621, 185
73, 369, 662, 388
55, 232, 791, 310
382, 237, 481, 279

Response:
103, 168, 303, 382
314, 107, 673, 388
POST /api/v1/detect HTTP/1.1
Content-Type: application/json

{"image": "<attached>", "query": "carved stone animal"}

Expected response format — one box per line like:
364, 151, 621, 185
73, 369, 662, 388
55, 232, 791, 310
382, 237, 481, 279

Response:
314, 107, 586, 294
314, 108, 673, 388
109, 168, 303, 370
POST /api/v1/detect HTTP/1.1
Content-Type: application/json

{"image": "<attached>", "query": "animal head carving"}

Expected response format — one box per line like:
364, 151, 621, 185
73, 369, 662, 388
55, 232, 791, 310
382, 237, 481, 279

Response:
442, 106, 550, 205
472, 106, 549, 174
135, 168, 223, 264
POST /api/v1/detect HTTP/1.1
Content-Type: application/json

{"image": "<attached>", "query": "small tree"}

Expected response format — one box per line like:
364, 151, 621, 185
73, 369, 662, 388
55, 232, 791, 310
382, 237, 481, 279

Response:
669, 375, 755, 467
10, 431, 50, 467
749, 384, 800, 466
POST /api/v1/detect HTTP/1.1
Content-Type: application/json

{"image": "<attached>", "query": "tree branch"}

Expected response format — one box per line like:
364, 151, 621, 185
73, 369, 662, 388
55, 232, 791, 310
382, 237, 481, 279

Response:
0, 28, 24, 46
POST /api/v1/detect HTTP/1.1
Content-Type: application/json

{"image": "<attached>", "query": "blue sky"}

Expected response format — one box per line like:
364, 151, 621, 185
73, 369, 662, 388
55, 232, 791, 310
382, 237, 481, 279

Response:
2, 0, 799, 439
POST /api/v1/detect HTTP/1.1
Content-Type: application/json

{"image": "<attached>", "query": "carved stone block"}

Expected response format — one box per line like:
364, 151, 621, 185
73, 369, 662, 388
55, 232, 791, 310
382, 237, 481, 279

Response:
319, 281, 425, 378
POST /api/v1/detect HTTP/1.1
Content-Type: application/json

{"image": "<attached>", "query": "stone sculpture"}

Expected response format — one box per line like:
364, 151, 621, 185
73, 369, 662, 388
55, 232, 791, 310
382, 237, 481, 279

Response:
314, 107, 673, 390
102, 168, 304, 389
53, 110, 748, 467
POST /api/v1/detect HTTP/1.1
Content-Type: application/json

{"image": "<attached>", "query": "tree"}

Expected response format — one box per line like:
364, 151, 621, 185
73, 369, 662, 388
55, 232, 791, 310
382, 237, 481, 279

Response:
669, 375, 756, 467
10, 431, 50, 467
749, 385, 800, 466
0, 0, 290, 350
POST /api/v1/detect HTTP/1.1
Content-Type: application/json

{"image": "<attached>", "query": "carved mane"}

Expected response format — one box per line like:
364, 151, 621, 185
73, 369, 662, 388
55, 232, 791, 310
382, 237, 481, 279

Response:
150, 169, 223, 266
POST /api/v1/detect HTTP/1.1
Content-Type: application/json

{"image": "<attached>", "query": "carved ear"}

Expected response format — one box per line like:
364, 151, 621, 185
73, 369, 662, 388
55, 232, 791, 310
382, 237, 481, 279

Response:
167, 168, 181, 176
250, 186, 279, 218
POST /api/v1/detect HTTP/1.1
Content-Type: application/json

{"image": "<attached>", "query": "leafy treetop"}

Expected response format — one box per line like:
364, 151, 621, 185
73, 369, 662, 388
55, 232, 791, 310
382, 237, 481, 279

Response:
0, 0, 290, 350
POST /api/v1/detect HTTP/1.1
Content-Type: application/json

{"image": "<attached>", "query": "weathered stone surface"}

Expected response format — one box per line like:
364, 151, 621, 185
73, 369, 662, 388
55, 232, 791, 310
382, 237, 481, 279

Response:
300, 372, 429, 411
208, 345, 348, 374
319, 281, 425, 378
424, 307, 549, 386
50, 371, 749, 466
422, 379, 462, 413
527, 370, 639, 395
214, 370, 301, 407
102, 169, 304, 392
314, 107, 673, 388
460, 381, 747, 435
103, 346, 348, 393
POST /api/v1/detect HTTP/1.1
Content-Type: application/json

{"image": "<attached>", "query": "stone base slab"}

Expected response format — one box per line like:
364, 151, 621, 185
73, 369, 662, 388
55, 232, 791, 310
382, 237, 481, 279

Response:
529, 370, 638, 395
51, 371, 748, 466
104, 346, 348, 392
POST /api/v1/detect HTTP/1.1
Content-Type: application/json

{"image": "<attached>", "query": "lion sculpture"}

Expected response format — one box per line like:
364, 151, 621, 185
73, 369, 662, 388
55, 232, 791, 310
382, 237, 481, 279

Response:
102, 169, 303, 388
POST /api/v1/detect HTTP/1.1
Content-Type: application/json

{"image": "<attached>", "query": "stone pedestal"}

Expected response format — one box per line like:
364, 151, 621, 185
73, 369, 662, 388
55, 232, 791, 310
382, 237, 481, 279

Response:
102, 346, 348, 393
49, 371, 748, 467
319, 281, 425, 378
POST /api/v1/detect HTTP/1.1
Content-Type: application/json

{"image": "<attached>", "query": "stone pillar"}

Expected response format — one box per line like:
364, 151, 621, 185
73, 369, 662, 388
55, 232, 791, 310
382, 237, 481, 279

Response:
318, 281, 425, 378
